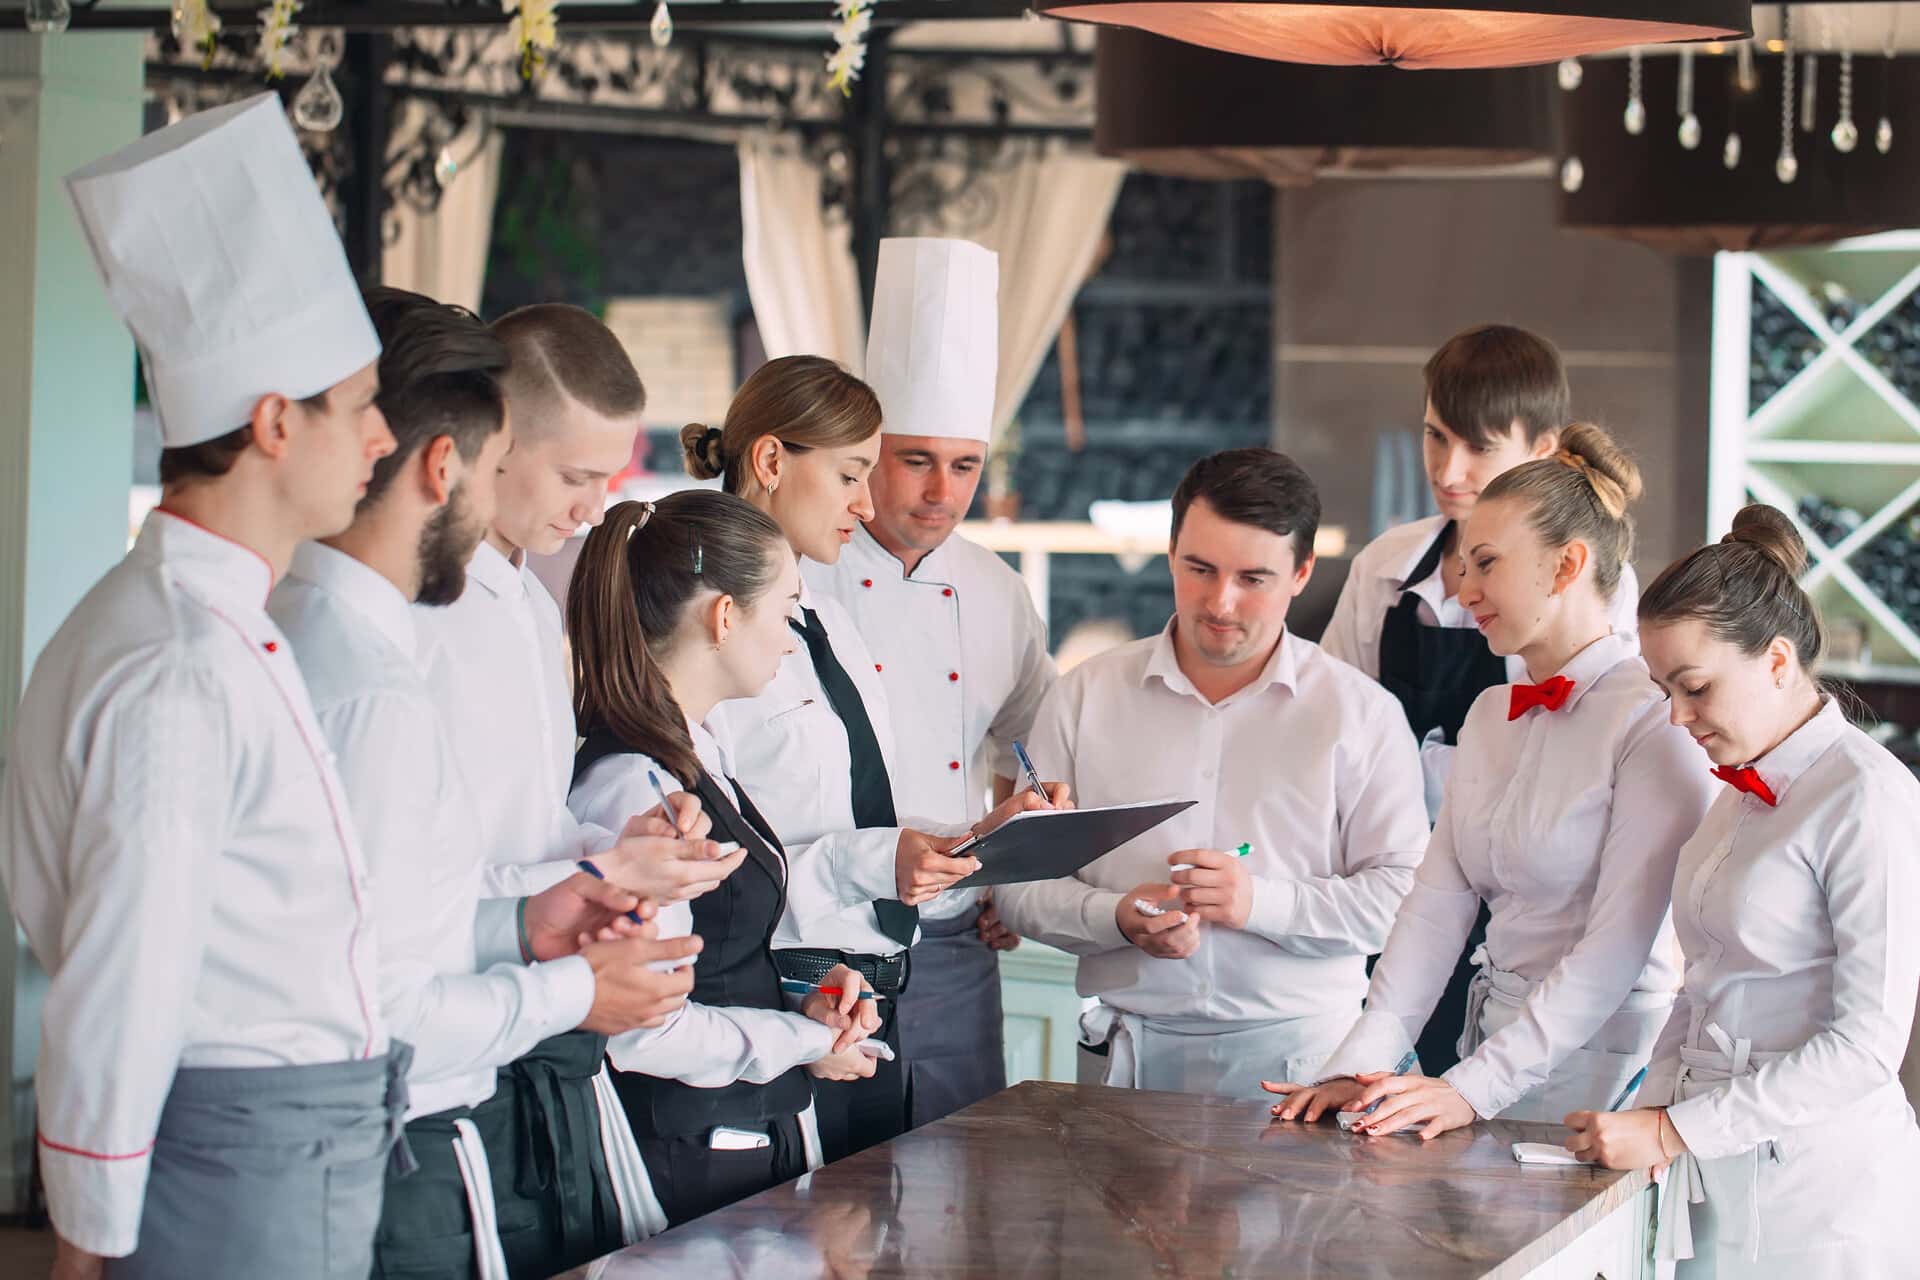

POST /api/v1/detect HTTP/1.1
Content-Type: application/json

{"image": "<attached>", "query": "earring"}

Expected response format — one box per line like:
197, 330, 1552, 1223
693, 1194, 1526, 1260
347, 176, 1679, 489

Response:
767, 479, 779, 495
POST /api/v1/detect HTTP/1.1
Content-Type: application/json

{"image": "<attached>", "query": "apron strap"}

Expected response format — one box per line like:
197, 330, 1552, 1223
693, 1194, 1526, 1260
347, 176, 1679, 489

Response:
506, 1054, 604, 1256
384, 1042, 418, 1179
1654, 1153, 1705, 1261
449, 1118, 512, 1280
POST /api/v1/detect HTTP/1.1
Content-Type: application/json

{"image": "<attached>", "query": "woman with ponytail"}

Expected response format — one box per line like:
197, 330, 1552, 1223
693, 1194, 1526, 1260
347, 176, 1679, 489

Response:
1564, 505, 1920, 1277
1267, 423, 1715, 1138
688, 356, 1063, 1162
562, 490, 883, 1227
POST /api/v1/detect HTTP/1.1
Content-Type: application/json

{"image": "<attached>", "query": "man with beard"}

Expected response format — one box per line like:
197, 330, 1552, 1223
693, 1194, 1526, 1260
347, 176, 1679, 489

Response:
270, 288, 707, 1280
994, 449, 1429, 1100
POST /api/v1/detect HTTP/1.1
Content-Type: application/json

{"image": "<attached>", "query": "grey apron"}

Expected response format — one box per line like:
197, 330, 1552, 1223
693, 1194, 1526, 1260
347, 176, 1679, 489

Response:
110, 1044, 411, 1280
899, 905, 1006, 1127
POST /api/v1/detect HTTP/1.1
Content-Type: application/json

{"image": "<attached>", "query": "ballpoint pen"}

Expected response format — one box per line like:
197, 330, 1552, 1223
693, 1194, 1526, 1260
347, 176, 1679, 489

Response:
1010, 740, 1050, 803
1337, 1050, 1422, 1131
1605, 1066, 1648, 1113
780, 978, 880, 1002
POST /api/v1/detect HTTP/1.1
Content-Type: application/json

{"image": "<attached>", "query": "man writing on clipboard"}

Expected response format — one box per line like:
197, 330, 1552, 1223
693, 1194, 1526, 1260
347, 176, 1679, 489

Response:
994, 450, 1430, 1100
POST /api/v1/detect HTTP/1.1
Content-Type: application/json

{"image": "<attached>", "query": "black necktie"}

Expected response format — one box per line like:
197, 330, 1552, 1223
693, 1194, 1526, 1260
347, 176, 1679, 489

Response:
790, 606, 918, 948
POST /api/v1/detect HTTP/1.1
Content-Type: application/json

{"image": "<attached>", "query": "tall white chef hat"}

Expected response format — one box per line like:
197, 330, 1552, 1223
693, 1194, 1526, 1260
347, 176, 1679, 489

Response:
865, 237, 999, 444
65, 92, 379, 448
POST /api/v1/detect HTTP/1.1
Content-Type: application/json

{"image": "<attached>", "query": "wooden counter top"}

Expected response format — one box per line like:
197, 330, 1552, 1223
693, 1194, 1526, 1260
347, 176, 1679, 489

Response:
565, 1081, 1650, 1278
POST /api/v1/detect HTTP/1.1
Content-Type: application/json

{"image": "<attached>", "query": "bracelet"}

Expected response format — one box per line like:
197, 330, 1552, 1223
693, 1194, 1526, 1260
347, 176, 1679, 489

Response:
1654, 1107, 1677, 1161
516, 896, 534, 964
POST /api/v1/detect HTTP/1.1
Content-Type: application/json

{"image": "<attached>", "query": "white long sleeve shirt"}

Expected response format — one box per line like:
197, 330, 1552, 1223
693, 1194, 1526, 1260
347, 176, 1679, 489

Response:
705, 579, 964, 957
271, 543, 595, 1120
0, 512, 385, 1256
1320, 632, 1715, 1118
993, 624, 1429, 1026
569, 722, 836, 1084
807, 526, 1056, 826
416, 541, 612, 900
1321, 515, 1641, 815
1649, 700, 1920, 1161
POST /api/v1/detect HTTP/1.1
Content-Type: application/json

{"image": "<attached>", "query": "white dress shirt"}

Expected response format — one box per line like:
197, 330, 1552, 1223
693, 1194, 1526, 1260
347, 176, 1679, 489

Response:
570, 721, 837, 1084
993, 624, 1429, 1026
1652, 699, 1920, 1153
1320, 632, 1715, 1119
807, 525, 1056, 825
416, 541, 611, 899
1321, 515, 1642, 815
272, 543, 595, 1120
0, 512, 385, 1255
705, 578, 965, 957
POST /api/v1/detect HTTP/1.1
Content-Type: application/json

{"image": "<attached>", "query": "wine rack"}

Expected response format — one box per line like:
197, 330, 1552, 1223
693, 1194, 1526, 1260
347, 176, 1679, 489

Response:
1711, 233, 1920, 686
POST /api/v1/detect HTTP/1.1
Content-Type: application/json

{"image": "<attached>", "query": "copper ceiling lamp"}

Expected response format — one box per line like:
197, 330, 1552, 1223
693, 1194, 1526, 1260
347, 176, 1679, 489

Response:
1036, 0, 1752, 70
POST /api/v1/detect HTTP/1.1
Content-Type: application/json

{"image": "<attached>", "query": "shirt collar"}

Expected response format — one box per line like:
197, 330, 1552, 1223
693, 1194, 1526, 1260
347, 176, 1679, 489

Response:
465, 540, 524, 600
1384, 517, 1451, 587
287, 541, 419, 663
1746, 698, 1848, 804
1141, 617, 1298, 706
848, 523, 950, 584
1537, 630, 1637, 715
139, 508, 277, 611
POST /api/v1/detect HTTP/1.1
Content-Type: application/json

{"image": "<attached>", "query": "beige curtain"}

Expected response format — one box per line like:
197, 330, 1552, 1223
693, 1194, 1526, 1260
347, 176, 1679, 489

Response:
967, 146, 1127, 438
381, 102, 503, 314
737, 132, 866, 372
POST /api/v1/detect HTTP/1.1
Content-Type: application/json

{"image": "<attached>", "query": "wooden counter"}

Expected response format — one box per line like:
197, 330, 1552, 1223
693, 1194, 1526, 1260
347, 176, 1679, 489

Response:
565, 1081, 1653, 1279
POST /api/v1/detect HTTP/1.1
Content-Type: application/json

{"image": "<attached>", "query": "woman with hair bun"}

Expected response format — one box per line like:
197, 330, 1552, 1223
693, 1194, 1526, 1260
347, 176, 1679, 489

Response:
1564, 504, 1920, 1278
1267, 423, 1715, 1138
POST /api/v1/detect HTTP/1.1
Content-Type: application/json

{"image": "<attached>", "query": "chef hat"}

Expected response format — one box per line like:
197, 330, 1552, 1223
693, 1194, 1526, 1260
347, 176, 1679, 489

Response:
865, 237, 999, 444
66, 92, 379, 448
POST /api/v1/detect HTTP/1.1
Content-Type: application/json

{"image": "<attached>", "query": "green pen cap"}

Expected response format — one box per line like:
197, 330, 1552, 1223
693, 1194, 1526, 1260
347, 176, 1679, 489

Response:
1235, 842, 1252, 857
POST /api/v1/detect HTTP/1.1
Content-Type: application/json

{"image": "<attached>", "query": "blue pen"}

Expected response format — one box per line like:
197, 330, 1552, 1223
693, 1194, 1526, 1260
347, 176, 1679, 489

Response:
1010, 740, 1049, 803
780, 978, 879, 1002
1606, 1066, 1649, 1113
1359, 1050, 1422, 1117
574, 858, 646, 927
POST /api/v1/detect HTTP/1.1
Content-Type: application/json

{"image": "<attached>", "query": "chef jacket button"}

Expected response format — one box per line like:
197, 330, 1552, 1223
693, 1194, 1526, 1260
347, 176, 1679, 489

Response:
947, 671, 958, 682
941, 588, 953, 597
875, 664, 884, 672
948, 761, 960, 771
263, 641, 279, 653
861, 579, 873, 588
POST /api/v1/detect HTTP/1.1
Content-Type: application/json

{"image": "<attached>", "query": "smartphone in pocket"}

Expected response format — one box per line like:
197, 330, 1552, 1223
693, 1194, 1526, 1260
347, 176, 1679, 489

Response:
708, 1126, 771, 1151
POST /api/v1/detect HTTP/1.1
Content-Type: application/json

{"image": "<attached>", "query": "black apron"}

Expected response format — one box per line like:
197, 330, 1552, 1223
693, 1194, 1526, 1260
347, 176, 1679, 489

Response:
494, 1030, 622, 1276
899, 906, 1006, 1128
1374, 521, 1505, 1074
573, 731, 814, 1224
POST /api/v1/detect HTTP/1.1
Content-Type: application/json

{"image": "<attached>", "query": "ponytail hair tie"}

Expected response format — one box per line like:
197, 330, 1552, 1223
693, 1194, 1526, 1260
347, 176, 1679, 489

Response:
628, 500, 656, 539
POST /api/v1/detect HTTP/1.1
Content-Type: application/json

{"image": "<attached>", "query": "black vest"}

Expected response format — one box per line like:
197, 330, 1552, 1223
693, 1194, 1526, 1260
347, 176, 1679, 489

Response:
572, 730, 814, 1139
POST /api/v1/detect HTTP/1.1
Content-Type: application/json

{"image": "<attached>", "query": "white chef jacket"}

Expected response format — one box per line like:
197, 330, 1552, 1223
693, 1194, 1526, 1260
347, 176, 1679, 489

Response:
1318, 632, 1714, 1118
416, 541, 612, 901
272, 543, 595, 1120
570, 721, 838, 1083
705, 578, 967, 957
1646, 700, 1920, 1266
0, 511, 386, 1256
993, 623, 1429, 1026
1321, 514, 1642, 816
806, 525, 1055, 825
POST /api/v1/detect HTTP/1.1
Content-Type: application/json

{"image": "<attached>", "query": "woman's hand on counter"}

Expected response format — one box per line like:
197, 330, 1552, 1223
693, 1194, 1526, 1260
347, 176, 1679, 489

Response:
1261, 1075, 1366, 1122
1562, 1106, 1682, 1173
1344, 1072, 1477, 1140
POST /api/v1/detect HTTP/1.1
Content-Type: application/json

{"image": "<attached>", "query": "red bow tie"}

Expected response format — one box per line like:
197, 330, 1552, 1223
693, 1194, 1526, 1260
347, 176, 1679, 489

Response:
1508, 676, 1576, 721
1711, 765, 1778, 807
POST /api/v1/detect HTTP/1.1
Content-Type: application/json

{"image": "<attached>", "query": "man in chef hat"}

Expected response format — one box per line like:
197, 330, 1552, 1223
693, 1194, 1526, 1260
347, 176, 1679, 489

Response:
1, 94, 402, 1279
808, 237, 1058, 1127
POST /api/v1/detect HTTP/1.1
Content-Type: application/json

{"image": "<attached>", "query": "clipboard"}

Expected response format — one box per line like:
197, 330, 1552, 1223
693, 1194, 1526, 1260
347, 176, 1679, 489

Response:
947, 799, 1197, 890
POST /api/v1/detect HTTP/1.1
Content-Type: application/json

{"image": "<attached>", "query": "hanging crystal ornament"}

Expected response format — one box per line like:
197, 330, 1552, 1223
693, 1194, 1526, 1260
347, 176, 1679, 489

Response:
1778, 10, 1798, 183
1724, 130, 1743, 168
1736, 35, 1758, 93
1833, 49, 1858, 151
24, 0, 71, 34
1878, 7, 1898, 155
1560, 156, 1585, 192
650, 0, 672, 48
1557, 57, 1583, 91
1623, 47, 1646, 135
1678, 46, 1701, 149
292, 32, 345, 133
434, 146, 459, 187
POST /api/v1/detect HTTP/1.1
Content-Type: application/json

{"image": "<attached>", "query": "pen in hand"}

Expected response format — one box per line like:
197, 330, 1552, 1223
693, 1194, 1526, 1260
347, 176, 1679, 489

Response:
1605, 1066, 1648, 1113
1010, 740, 1052, 806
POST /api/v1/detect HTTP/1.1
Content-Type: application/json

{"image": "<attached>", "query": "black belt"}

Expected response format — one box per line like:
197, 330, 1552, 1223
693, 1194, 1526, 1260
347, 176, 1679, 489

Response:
776, 948, 911, 996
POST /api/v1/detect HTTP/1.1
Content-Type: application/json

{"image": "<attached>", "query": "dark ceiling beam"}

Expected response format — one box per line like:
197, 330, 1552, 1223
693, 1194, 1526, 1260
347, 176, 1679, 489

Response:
13, 0, 1034, 33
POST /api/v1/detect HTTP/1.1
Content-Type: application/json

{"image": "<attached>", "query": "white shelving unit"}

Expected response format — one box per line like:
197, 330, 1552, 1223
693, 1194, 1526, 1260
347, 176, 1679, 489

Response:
1710, 231, 1920, 682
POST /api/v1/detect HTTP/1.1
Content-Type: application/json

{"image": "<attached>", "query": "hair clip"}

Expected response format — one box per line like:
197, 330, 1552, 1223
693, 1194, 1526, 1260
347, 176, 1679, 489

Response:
692, 543, 704, 576
632, 501, 656, 537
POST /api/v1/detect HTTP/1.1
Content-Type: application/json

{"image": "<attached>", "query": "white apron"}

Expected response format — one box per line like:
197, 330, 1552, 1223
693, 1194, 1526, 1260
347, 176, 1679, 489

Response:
1657, 1023, 1920, 1279
1459, 950, 1672, 1122
1081, 1003, 1351, 1100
